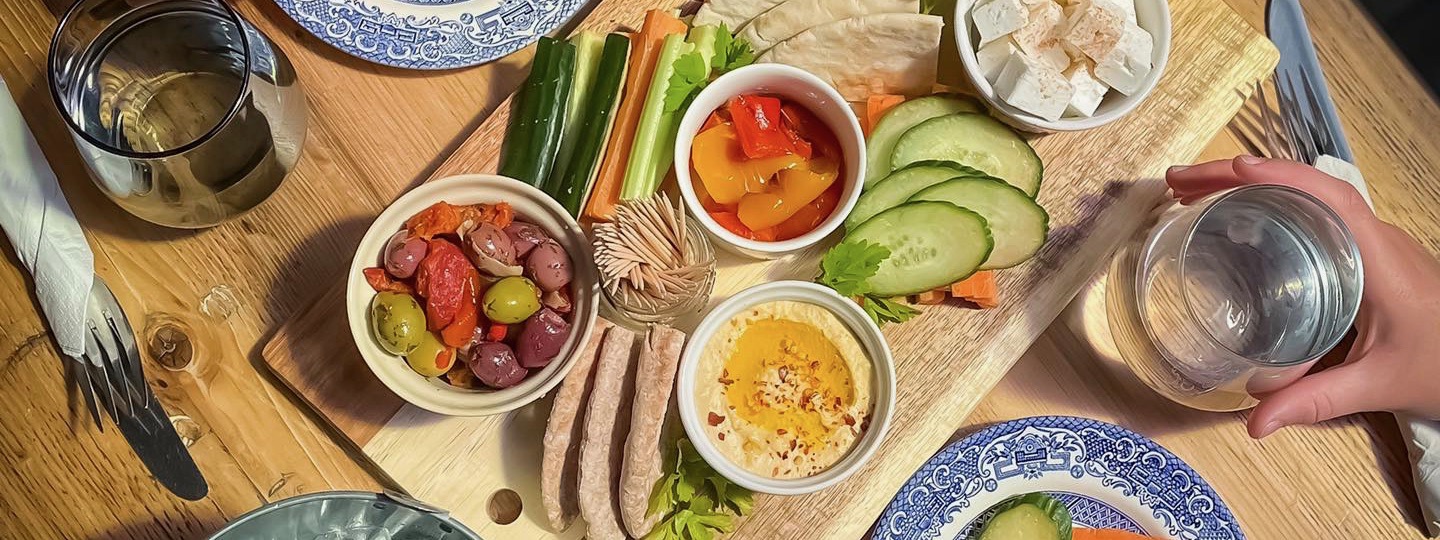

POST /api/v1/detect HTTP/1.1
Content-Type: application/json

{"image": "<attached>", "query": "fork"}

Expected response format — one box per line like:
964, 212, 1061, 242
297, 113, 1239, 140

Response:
70, 280, 150, 431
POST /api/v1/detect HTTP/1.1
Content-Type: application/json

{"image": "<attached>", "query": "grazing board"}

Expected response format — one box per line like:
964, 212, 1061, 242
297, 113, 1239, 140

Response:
259, 0, 1279, 537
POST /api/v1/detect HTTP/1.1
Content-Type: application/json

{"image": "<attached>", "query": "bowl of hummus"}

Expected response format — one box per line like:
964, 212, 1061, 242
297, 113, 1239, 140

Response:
677, 280, 896, 495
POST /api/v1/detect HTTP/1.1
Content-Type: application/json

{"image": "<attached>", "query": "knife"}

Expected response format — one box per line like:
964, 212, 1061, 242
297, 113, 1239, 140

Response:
1267, 2, 1439, 536
85, 280, 209, 501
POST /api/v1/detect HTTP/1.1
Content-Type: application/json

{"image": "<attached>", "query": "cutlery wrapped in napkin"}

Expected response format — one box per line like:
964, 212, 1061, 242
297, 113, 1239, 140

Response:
0, 77, 94, 357
1314, 156, 1440, 537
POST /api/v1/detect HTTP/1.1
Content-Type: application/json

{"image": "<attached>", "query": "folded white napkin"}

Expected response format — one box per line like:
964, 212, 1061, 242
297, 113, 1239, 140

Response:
0, 78, 94, 357
1315, 154, 1440, 537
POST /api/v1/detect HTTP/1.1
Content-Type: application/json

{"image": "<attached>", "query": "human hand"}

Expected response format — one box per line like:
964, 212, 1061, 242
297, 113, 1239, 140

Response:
1167, 155, 1440, 438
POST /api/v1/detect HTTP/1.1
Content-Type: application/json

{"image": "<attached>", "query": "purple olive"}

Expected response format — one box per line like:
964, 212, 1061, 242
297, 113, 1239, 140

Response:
504, 221, 550, 259
384, 230, 427, 279
469, 341, 528, 389
466, 223, 522, 277
516, 308, 570, 369
542, 288, 572, 314
525, 241, 572, 292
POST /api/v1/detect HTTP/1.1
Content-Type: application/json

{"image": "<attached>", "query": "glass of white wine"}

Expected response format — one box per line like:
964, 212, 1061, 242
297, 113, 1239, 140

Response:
48, 0, 306, 228
1106, 184, 1364, 411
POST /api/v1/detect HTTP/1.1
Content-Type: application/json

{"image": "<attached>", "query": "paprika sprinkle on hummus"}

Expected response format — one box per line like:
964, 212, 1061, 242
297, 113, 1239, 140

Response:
694, 300, 873, 479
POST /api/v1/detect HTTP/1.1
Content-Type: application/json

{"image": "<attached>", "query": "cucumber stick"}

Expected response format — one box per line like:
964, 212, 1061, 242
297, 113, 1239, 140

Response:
543, 32, 605, 196
910, 177, 1049, 269
890, 113, 1044, 197
846, 201, 992, 296
499, 37, 577, 187
554, 34, 631, 216
863, 95, 981, 189
621, 33, 693, 200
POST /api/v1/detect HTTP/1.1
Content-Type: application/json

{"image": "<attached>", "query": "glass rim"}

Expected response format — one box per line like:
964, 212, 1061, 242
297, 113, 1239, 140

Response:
46, 0, 254, 160
1174, 183, 1364, 367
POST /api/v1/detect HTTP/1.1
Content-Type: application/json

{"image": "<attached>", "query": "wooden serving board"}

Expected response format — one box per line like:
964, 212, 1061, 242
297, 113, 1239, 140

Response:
260, 0, 1279, 536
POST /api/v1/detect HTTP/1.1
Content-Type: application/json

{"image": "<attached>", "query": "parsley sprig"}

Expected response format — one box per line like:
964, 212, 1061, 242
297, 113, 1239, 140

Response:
663, 25, 756, 114
819, 240, 921, 326
643, 438, 754, 540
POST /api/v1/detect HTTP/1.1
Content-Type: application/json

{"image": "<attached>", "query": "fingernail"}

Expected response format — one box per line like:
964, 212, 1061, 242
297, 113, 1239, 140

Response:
1168, 165, 1190, 174
1239, 155, 1268, 166
1258, 419, 1283, 437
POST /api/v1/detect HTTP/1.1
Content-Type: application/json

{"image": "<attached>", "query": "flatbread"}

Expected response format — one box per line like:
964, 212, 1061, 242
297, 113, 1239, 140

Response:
738, 0, 918, 52
758, 13, 944, 101
693, 0, 787, 30
619, 325, 688, 537
540, 318, 613, 532
576, 325, 638, 540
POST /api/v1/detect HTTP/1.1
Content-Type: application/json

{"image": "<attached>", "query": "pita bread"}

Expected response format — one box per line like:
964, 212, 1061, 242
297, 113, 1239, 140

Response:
738, 0, 918, 52
577, 325, 638, 540
758, 13, 943, 101
619, 326, 688, 537
540, 318, 613, 532
693, 0, 786, 30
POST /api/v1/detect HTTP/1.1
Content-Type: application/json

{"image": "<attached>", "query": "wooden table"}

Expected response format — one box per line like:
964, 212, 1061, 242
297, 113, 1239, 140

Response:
0, 1, 1434, 539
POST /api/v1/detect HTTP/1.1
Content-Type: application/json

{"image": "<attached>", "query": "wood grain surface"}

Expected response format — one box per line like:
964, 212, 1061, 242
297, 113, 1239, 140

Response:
0, 0, 1434, 538
253, 0, 1280, 538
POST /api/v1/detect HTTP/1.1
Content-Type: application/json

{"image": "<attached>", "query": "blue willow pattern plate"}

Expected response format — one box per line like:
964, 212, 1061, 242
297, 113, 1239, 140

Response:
875, 416, 1244, 540
275, 0, 586, 69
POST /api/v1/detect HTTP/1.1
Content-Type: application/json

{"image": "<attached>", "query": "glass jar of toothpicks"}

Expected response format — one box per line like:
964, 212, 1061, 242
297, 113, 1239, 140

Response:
593, 193, 717, 324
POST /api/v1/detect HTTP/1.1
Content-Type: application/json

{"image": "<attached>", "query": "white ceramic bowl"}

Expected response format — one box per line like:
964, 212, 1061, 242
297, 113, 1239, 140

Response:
675, 64, 866, 259
676, 281, 896, 495
346, 174, 600, 416
955, 0, 1172, 132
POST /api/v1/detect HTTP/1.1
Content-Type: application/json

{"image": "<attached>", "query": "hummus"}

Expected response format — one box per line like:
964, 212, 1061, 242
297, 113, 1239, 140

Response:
695, 300, 873, 478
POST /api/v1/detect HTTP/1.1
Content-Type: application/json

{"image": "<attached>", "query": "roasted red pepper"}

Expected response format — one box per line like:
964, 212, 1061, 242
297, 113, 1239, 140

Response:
405, 201, 463, 240
709, 211, 757, 240
414, 239, 470, 330
439, 269, 481, 348
727, 95, 810, 160
363, 267, 414, 294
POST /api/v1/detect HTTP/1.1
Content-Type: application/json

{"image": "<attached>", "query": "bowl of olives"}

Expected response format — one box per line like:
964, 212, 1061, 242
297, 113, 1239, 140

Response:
347, 174, 599, 416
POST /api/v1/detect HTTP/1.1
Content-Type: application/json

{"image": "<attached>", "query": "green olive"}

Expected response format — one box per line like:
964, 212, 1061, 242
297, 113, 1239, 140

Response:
370, 292, 426, 355
483, 276, 542, 324
406, 331, 456, 377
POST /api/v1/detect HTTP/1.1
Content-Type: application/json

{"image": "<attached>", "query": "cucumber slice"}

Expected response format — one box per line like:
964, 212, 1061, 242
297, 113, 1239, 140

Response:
890, 113, 1044, 197
846, 201, 992, 296
847, 164, 989, 230
977, 493, 1073, 540
910, 178, 1049, 269
864, 95, 982, 190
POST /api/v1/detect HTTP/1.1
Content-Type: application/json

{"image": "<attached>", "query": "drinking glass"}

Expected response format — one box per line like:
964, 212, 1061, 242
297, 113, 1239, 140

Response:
1106, 185, 1363, 411
48, 0, 306, 228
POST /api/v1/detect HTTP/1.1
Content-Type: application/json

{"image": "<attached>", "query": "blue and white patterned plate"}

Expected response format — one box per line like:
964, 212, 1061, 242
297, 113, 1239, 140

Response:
875, 416, 1244, 540
275, 0, 587, 69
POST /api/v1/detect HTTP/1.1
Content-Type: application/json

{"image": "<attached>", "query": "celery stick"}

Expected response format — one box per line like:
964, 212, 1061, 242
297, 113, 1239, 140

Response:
620, 34, 693, 200
687, 25, 721, 69
544, 31, 604, 196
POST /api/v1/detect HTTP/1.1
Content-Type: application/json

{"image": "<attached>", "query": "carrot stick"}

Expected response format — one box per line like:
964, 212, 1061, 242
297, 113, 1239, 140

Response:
863, 94, 907, 136
583, 11, 687, 221
949, 270, 998, 309
1071, 529, 1158, 540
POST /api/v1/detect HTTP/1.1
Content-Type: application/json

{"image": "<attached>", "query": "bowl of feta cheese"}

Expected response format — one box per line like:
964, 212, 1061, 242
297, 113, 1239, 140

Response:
957, 0, 1171, 132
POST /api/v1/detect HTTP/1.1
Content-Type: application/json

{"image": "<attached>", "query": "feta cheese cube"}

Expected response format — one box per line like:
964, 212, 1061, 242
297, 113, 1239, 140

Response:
1011, 1, 1069, 71
1090, 21, 1153, 95
994, 52, 1075, 121
977, 38, 1019, 83
1112, 21, 1154, 65
1094, 0, 1137, 23
973, 0, 1029, 44
1093, 48, 1152, 95
1063, 63, 1108, 117
1063, 0, 1124, 62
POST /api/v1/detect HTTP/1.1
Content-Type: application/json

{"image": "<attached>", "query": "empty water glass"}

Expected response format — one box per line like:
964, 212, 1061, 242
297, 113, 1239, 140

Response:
1106, 184, 1364, 411
49, 0, 306, 228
